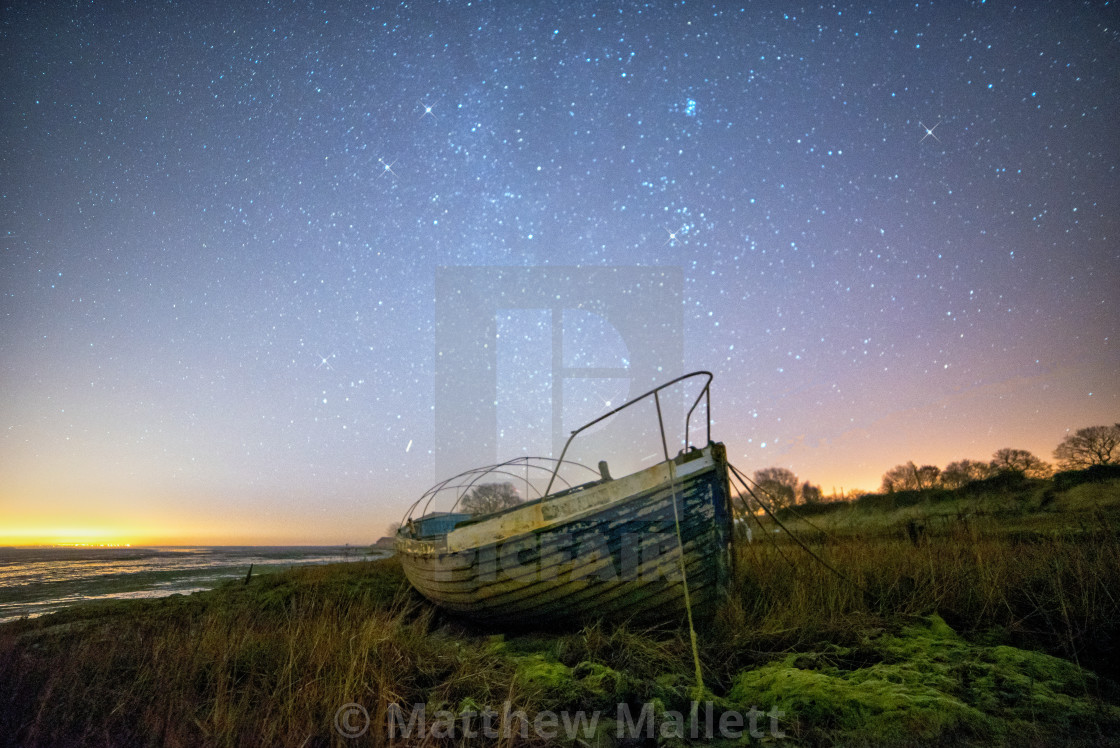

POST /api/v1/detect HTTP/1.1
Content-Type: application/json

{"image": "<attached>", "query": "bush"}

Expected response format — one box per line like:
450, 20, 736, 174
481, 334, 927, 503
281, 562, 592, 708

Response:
854, 489, 940, 512
959, 470, 1033, 496
1053, 464, 1120, 491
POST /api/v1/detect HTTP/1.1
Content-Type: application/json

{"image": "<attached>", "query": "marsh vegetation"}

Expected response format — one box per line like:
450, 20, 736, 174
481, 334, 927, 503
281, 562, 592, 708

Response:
2, 471, 1118, 746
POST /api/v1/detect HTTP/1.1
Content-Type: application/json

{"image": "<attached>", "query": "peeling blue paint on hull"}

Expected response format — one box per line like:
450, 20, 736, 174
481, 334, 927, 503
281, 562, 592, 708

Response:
397, 443, 734, 627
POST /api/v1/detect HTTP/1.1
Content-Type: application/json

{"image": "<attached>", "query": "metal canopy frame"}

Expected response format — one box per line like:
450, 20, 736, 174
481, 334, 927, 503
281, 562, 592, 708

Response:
400, 371, 713, 528
543, 370, 713, 496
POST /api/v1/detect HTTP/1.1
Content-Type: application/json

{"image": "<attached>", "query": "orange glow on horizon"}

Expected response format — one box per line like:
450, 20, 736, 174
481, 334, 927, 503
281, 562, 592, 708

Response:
0, 525, 136, 547
0, 518, 375, 548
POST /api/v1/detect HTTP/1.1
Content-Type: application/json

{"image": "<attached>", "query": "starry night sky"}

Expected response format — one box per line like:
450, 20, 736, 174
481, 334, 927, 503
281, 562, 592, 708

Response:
2, 1, 1117, 545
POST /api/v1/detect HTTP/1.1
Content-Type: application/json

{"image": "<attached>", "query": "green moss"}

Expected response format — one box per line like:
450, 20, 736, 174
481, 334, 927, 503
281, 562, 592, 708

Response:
728, 653, 987, 742
572, 661, 626, 699
510, 650, 634, 710
728, 615, 1120, 744
517, 654, 573, 689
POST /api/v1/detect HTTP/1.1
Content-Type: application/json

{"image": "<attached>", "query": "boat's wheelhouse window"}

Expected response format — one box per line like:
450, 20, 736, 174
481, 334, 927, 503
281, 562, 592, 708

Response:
410, 512, 474, 538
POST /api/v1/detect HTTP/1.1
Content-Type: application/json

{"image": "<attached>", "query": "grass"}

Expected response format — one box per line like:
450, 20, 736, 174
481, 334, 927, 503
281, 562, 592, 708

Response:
2, 476, 1119, 746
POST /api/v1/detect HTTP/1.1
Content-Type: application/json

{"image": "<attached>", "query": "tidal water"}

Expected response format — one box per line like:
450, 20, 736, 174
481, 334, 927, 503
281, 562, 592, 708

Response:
0, 545, 388, 624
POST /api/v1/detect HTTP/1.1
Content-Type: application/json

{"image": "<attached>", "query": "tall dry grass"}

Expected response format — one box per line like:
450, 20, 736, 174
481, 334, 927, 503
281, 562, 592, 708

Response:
1, 560, 536, 746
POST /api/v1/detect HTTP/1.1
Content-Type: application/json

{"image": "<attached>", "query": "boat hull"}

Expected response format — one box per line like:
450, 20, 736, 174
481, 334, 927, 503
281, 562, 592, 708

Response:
396, 443, 734, 626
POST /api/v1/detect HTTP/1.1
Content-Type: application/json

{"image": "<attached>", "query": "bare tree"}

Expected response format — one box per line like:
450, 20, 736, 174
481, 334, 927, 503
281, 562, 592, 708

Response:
881, 461, 940, 492
881, 463, 914, 493
460, 482, 523, 515
1053, 424, 1120, 470
915, 465, 941, 490
753, 467, 798, 510
940, 459, 991, 489
989, 448, 1052, 479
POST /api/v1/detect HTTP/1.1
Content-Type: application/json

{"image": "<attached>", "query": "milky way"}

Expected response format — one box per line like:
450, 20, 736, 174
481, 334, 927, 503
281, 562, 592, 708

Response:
2, 2, 1117, 543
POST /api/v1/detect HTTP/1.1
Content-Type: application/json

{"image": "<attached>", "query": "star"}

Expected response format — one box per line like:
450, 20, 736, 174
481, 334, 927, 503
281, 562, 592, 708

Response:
919, 120, 941, 143
377, 157, 399, 179
419, 100, 436, 120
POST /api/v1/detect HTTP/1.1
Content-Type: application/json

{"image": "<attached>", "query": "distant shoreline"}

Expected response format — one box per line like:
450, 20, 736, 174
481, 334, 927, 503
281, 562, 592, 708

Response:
0, 545, 391, 624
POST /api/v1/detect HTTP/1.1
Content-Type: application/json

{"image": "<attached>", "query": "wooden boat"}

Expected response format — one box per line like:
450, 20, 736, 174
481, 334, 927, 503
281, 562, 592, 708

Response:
395, 372, 734, 626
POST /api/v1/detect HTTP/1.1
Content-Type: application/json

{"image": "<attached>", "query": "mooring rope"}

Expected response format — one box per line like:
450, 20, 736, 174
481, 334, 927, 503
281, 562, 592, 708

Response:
666, 458, 706, 699
649, 388, 706, 699
763, 486, 841, 544
739, 487, 797, 570
728, 462, 870, 596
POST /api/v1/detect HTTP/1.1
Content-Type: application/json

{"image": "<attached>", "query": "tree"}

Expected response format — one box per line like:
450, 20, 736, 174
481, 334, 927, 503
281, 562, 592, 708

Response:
753, 467, 798, 510
1053, 424, 1120, 470
881, 464, 913, 493
881, 462, 940, 492
939, 459, 992, 489
914, 464, 941, 490
460, 482, 523, 515
989, 448, 1052, 479
800, 481, 823, 504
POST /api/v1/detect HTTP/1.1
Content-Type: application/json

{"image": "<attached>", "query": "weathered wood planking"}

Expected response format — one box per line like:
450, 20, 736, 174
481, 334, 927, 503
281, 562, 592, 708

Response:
397, 442, 734, 626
